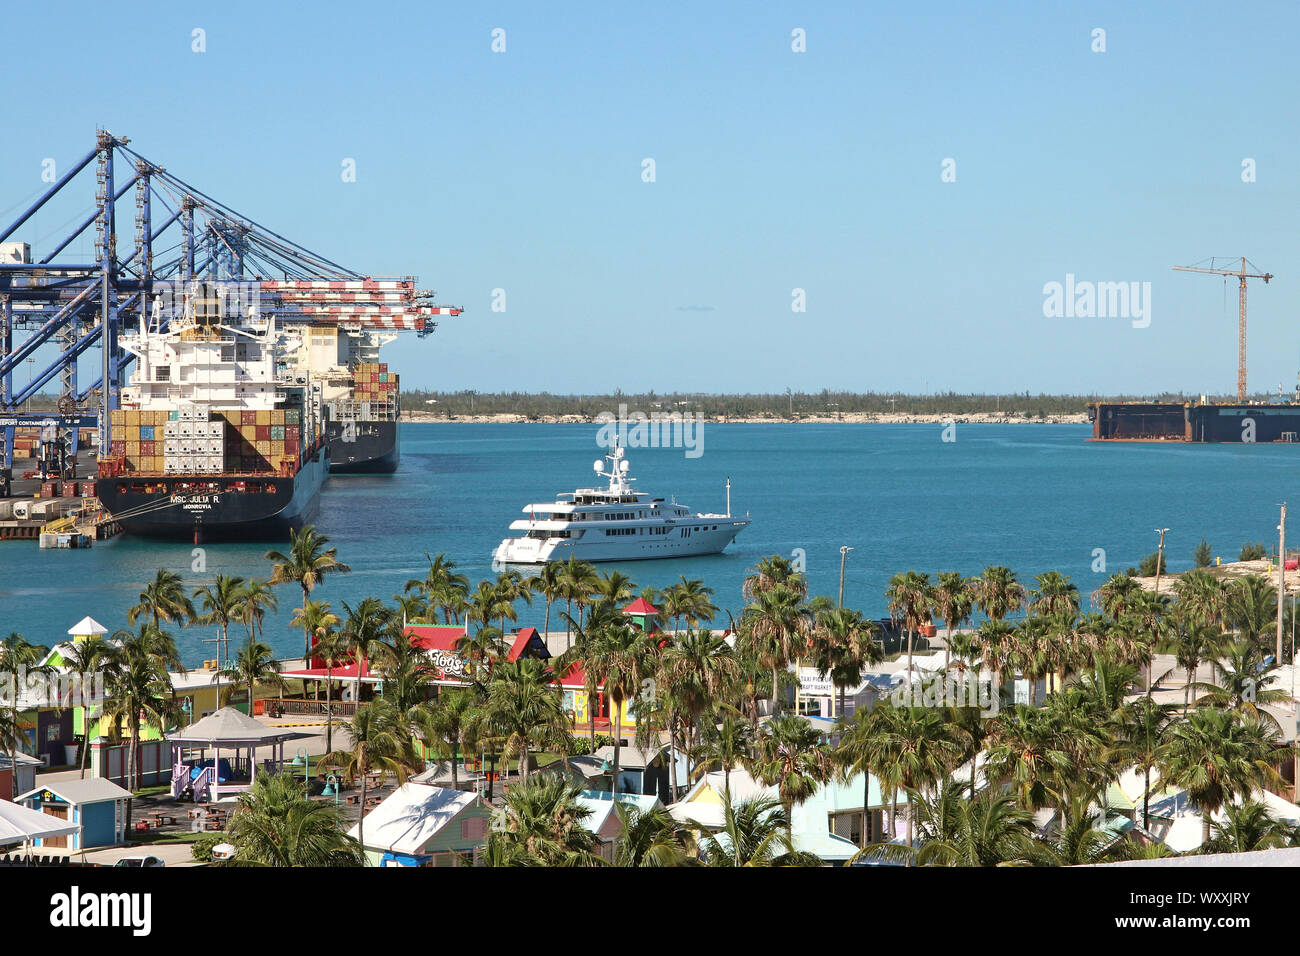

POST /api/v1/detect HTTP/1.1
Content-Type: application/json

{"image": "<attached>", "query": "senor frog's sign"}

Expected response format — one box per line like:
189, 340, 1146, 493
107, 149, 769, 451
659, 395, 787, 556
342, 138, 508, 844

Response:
430, 651, 468, 679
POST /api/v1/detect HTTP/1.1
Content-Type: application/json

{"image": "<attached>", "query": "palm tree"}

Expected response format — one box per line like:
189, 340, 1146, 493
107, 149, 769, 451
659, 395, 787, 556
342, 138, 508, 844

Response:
662, 576, 718, 635
309, 627, 349, 755
1194, 641, 1291, 728
661, 629, 740, 754
319, 699, 420, 859
404, 552, 470, 624
1157, 708, 1291, 846
738, 584, 812, 710
742, 554, 808, 602
215, 639, 285, 712
128, 569, 195, 631
1203, 800, 1293, 854
533, 561, 566, 641
972, 565, 1024, 622
413, 688, 481, 788
485, 659, 570, 781
886, 570, 932, 679
1096, 572, 1140, 619
1226, 575, 1278, 647
192, 574, 246, 671
338, 597, 398, 704
101, 639, 178, 822
857, 780, 1037, 867
558, 557, 600, 650
226, 772, 364, 866
238, 579, 278, 644
483, 775, 602, 866
931, 571, 975, 668
1113, 694, 1173, 831
698, 792, 801, 866
1029, 571, 1080, 618
493, 570, 534, 637
1173, 621, 1222, 715
809, 607, 881, 719
0, 706, 24, 800
265, 525, 352, 657
614, 803, 692, 866
748, 714, 834, 839
56, 636, 119, 779
592, 569, 636, 609
691, 713, 755, 796
0, 633, 52, 793
583, 621, 655, 792
1173, 568, 1229, 631
835, 707, 891, 850
870, 705, 968, 847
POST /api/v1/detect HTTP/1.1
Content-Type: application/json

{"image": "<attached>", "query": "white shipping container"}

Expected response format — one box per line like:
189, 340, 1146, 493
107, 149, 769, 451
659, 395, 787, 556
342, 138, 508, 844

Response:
164, 421, 182, 438
11, 499, 32, 519
164, 439, 181, 455
164, 458, 181, 474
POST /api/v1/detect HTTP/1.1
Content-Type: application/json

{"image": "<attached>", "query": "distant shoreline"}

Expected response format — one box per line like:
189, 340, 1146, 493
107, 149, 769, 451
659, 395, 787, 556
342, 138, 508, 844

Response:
400, 411, 1090, 425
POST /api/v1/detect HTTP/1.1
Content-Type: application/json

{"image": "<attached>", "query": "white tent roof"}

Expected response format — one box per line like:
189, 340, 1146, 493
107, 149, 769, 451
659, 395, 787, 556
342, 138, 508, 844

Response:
167, 706, 299, 744
347, 783, 481, 855
67, 616, 108, 636
0, 800, 83, 846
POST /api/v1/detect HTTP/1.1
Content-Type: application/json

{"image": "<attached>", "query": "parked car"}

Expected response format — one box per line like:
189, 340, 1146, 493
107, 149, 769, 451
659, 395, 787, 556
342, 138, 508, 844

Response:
114, 855, 165, 868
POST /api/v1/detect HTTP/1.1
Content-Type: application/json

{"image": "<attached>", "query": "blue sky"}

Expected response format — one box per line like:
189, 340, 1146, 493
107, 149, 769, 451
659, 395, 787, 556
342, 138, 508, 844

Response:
2, 1, 1298, 395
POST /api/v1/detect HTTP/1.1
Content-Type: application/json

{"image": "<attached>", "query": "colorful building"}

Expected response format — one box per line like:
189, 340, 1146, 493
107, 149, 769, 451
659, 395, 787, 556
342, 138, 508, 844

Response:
17, 779, 132, 850
347, 783, 494, 866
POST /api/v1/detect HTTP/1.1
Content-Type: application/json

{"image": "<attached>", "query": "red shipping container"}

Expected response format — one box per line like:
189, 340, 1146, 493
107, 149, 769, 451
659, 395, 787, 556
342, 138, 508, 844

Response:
242, 411, 258, 425
62, 482, 77, 497
285, 425, 301, 441
141, 441, 155, 455
256, 425, 271, 441
41, 481, 58, 497
284, 440, 300, 455
111, 441, 126, 456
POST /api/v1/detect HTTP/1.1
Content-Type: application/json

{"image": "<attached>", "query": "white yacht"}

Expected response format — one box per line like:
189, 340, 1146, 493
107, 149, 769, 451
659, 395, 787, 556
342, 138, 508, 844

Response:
493, 440, 750, 564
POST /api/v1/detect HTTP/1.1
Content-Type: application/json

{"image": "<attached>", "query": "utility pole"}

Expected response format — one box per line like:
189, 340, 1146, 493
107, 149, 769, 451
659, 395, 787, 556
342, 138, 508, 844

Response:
1278, 502, 1287, 664
838, 546, 854, 608
1153, 528, 1169, 594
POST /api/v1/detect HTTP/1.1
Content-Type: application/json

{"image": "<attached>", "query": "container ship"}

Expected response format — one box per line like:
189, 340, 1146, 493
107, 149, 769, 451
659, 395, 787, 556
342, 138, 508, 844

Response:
287, 326, 401, 473
1087, 400, 1300, 443
95, 285, 328, 542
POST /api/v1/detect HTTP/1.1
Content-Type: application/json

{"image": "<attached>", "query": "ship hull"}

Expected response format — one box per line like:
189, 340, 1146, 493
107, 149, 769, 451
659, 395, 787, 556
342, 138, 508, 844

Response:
95, 448, 329, 541
1089, 402, 1300, 443
327, 419, 399, 474
494, 520, 750, 565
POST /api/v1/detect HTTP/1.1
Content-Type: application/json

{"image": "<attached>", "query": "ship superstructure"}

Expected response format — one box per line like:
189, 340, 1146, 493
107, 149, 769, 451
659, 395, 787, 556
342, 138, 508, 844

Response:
493, 439, 750, 564
95, 281, 328, 540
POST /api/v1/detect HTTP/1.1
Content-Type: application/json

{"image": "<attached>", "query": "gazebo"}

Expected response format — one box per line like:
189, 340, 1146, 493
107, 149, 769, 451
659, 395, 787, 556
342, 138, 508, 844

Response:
166, 707, 305, 802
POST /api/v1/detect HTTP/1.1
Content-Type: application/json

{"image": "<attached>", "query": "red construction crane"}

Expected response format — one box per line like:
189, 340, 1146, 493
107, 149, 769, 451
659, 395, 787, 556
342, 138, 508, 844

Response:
1173, 257, 1273, 401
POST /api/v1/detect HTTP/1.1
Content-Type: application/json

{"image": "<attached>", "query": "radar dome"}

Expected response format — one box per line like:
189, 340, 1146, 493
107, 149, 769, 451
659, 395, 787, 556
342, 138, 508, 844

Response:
593, 460, 604, 472
619, 459, 630, 473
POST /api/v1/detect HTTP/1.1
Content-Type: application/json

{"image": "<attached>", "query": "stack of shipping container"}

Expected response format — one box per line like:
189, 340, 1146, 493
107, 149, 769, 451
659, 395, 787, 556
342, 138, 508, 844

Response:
352, 361, 398, 415
107, 388, 314, 477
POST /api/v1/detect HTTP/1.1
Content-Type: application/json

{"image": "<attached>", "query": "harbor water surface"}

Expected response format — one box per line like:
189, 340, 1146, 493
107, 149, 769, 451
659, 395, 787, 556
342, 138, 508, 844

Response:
1, 423, 1296, 667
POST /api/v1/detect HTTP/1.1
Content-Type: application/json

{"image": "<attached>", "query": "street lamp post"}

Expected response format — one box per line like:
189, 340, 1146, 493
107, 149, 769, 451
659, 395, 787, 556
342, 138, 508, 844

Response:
1152, 528, 1170, 594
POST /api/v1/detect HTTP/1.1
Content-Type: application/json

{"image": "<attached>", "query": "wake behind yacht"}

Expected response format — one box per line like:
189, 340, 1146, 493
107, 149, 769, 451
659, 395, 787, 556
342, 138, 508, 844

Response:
493, 440, 749, 564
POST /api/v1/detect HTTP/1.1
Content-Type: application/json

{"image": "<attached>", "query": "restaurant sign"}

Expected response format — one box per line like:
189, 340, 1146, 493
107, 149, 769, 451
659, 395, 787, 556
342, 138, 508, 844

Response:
431, 651, 468, 680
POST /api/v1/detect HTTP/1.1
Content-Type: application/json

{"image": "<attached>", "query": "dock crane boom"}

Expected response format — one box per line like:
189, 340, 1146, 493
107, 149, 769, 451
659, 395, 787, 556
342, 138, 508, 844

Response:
1173, 257, 1273, 401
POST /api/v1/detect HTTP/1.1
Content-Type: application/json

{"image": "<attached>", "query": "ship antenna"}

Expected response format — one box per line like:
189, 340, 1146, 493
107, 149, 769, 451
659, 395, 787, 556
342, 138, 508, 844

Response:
726, 476, 731, 517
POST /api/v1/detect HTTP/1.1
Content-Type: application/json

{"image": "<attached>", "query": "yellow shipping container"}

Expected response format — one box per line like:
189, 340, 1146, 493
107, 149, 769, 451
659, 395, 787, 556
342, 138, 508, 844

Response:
256, 411, 270, 426
110, 409, 125, 425
256, 441, 271, 456
126, 441, 140, 456
242, 425, 257, 441
270, 410, 284, 425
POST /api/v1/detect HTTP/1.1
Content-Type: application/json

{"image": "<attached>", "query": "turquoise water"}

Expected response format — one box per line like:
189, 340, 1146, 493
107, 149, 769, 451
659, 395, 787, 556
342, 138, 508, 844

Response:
1, 423, 1296, 666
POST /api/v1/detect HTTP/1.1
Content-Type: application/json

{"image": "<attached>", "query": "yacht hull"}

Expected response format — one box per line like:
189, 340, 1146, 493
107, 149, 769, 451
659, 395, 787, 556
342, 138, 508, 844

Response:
494, 519, 749, 565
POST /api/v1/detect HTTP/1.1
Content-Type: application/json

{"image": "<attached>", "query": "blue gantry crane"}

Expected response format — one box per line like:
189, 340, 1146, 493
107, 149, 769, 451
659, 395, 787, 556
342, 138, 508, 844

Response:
0, 130, 460, 494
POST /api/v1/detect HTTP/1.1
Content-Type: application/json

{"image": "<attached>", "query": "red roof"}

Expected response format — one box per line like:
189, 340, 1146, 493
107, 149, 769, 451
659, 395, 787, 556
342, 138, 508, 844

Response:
506, 627, 551, 662
405, 624, 467, 652
555, 663, 593, 690
622, 597, 659, 616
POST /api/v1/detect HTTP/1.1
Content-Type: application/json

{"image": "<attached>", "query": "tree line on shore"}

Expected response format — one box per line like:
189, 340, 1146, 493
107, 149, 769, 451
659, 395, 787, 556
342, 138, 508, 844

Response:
4, 529, 1299, 866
